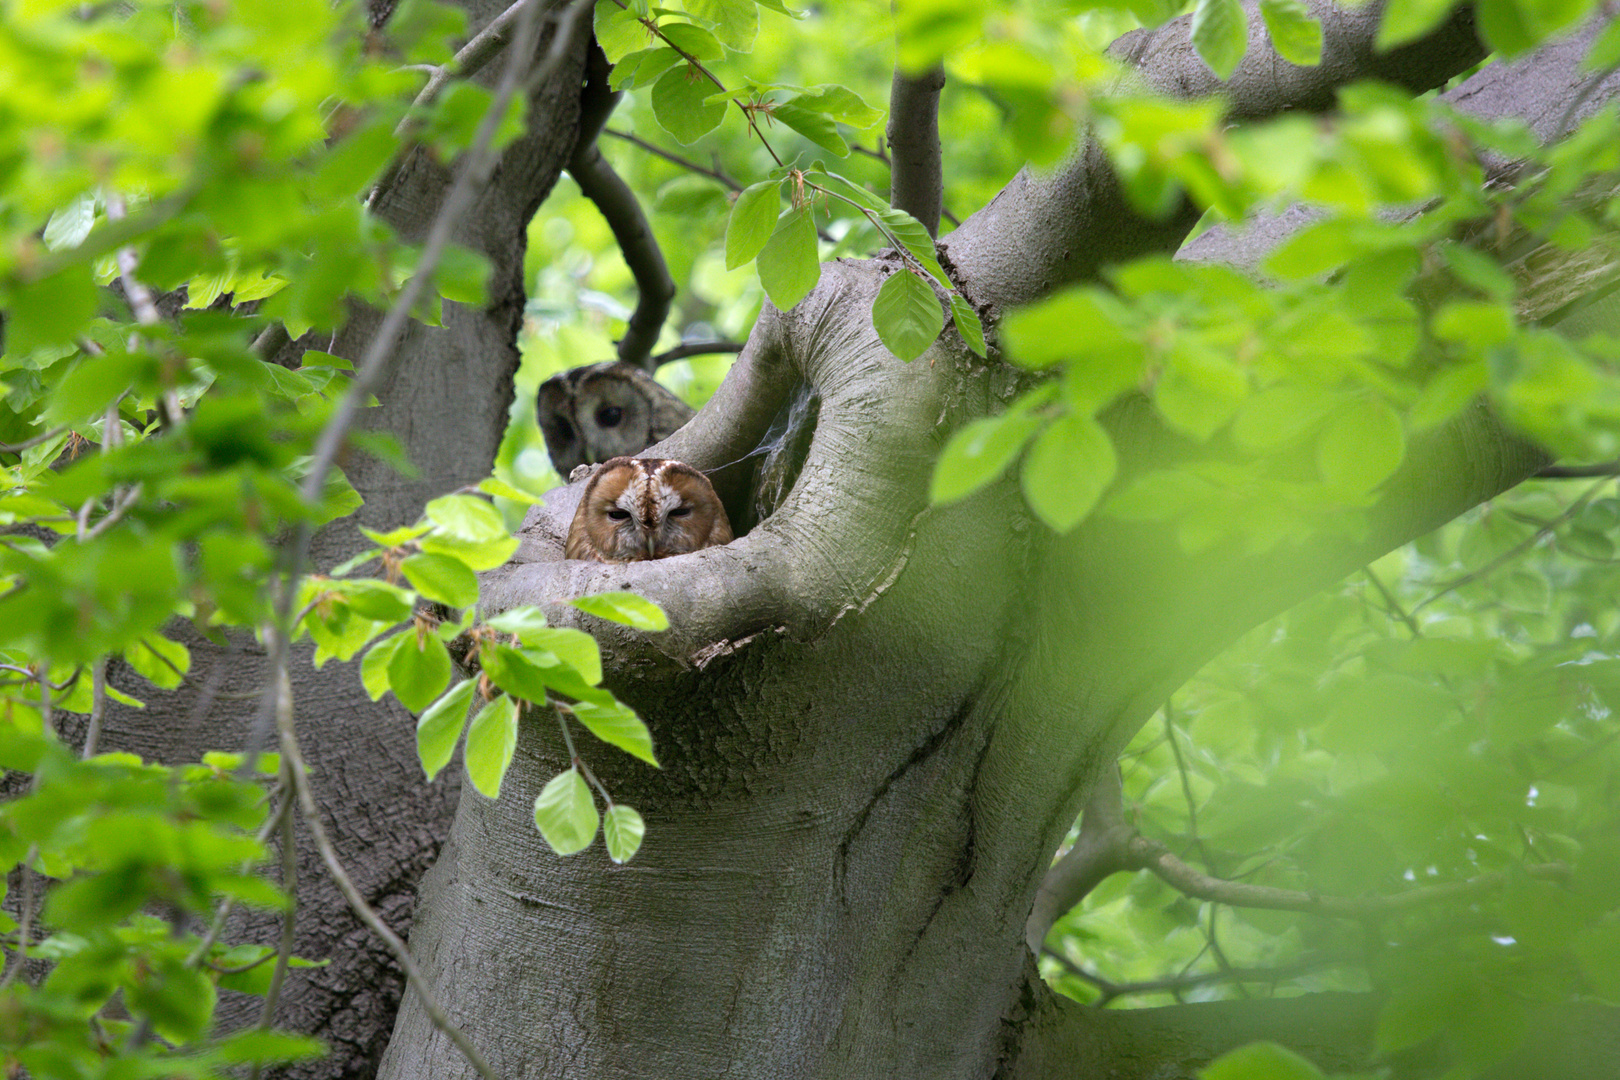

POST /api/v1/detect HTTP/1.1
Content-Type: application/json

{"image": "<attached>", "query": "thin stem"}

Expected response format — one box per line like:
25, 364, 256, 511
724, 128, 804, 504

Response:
0, 845, 39, 989
602, 128, 743, 191
650, 340, 745, 365
275, 663, 500, 1080
82, 658, 108, 758
1411, 477, 1611, 615
0, 426, 69, 455
249, 760, 301, 1080
1363, 564, 1422, 638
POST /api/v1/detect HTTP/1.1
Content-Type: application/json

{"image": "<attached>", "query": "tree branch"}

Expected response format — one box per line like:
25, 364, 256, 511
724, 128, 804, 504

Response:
602, 128, 743, 191
944, 0, 1486, 312
570, 45, 674, 372
650, 339, 745, 366
1026, 767, 1134, 951
887, 65, 946, 237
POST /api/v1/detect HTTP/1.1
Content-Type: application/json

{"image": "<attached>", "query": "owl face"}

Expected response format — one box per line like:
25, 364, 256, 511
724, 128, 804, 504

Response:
565, 457, 734, 563
537, 362, 696, 475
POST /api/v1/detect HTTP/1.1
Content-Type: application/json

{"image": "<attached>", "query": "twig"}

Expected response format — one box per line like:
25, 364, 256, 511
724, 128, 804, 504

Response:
0, 845, 39, 990
273, 664, 501, 1080
1041, 945, 1359, 1007
1131, 836, 1569, 918
0, 426, 69, 455
1364, 564, 1422, 638
249, 758, 301, 1080
650, 340, 745, 365
103, 197, 164, 389
82, 658, 108, 758
1411, 477, 1611, 615
184, 781, 292, 969
1535, 460, 1620, 478
1025, 767, 1134, 951
402, 0, 533, 126
602, 128, 743, 191
79, 482, 144, 541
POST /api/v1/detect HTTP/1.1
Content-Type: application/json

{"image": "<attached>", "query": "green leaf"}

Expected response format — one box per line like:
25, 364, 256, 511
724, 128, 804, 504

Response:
1201, 1041, 1326, 1080
725, 180, 782, 270
1020, 413, 1117, 532
875, 208, 946, 285
930, 385, 1057, 505
1190, 0, 1249, 80
949, 294, 987, 358
1259, 0, 1323, 64
685, 0, 758, 51
388, 632, 453, 712
484, 606, 550, 637
755, 207, 821, 310
6, 267, 100, 355
872, 270, 945, 361
603, 804, 646, 863
43, 193, 96, 252
520, 627, 603, 685
1476, 0, 1538, 55
465, 693, 518, 798
361, 631, 407, 701
124, 634, 190, 691
659, 21, 725, 61
570, 592, 670, 631
569, 697, 657, 765
594, 0, 650, 63
1316, 398, 1405, 493
533, 768, 600, 856
400, 552, 480, 608
652, 63, 727, 144
790, 84, 883, 129
611, 46, 683, 90
425, 494, 509, 543
419, 533, 520, 572
415, 678, 476, 781
1376, 0, 1457, 48
772, 100, 848, 156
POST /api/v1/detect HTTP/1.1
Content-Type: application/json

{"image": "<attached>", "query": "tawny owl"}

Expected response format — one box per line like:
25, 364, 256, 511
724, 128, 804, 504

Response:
537, 361, 695, 476
565, 457, 733, 562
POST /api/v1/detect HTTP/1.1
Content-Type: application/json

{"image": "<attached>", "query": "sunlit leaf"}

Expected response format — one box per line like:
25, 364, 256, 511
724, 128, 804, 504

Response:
533, 768, 600, 856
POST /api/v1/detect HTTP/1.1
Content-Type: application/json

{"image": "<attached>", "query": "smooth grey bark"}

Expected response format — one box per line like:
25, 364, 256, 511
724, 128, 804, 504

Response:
379, 10, 1616, 1080
63, 4, 594, 1076
888, 66, 947, 236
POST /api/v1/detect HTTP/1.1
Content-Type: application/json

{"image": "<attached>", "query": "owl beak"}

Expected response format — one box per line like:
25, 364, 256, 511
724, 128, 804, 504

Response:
645, 529, 657, 559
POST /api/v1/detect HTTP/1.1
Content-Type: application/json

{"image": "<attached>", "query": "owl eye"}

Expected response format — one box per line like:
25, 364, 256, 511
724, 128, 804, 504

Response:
605, 508, 631, 521
668, 506, 692, 518
595, 404, 624, 428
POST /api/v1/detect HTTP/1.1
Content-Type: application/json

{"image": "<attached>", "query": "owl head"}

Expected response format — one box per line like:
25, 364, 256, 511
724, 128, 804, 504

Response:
537, 362, 696, 476
565, 457, 734, 562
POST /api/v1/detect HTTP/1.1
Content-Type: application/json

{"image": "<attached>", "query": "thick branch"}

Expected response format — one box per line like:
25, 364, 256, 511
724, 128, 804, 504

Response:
1014, 986, 1620, 1080
570, 45, 674, 371
943, 1, 1486, 312
1026, 768, 1133, 951
887, 66, 946, 237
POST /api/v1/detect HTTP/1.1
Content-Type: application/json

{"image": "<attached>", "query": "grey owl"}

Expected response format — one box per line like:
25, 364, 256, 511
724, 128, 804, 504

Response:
537, 361, 695, 476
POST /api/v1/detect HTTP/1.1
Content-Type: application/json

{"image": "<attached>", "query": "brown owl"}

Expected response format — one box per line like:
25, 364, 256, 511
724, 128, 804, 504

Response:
565, 457, 733, 562
537, 361, 695, 476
